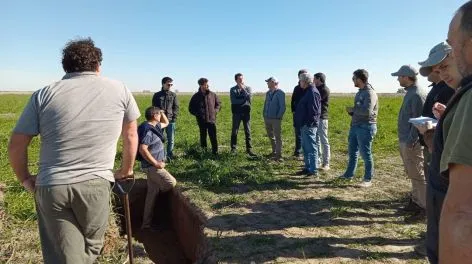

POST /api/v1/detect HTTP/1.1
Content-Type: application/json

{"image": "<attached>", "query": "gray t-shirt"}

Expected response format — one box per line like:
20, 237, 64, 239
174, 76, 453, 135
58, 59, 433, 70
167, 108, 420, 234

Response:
13, 72, 141, 186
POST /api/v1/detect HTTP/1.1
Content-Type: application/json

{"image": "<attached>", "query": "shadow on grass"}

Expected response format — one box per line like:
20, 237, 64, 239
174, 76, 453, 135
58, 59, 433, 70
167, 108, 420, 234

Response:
209, 233, 423, 262
207, 197, 422, 262
208, 197, 406, 232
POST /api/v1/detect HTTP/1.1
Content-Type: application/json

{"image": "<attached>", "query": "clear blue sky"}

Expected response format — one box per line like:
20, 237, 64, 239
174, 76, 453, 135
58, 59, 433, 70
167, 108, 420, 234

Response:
0, 0, 465, 93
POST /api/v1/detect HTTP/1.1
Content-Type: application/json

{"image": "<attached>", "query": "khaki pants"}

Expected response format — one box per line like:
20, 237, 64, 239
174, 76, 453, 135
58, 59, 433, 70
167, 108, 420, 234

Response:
142, 167, 176, 228
399, 142, 426, 209
35, 178, 111, 264
264, 118, 282, 158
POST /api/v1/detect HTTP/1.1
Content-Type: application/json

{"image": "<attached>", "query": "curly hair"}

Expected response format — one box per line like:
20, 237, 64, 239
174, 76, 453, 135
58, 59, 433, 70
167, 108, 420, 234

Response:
61, 37, 102, 73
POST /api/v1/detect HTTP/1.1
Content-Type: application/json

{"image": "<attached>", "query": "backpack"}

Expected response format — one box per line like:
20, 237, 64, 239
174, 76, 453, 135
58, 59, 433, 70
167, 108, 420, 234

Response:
136, 122, 166, 161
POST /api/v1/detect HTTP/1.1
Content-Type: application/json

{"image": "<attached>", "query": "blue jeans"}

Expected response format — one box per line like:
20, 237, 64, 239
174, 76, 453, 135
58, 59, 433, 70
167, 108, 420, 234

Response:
301, 125, 319, 173
343, 123, 377, 181
165, 122, 176, 158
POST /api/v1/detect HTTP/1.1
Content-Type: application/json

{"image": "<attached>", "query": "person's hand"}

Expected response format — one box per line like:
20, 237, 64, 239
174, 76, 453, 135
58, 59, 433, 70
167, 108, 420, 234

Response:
114, 169, 134, 181
155, 161, 166, 169
346, 106, 354, 114
414, 123, 431, 135
407, 141, 419, 148
432, 103, 446, 119
22, 176, 36, 193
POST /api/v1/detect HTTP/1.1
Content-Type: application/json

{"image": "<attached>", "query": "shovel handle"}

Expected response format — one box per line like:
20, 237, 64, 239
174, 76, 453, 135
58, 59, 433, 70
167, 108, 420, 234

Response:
123, 193, 134, 264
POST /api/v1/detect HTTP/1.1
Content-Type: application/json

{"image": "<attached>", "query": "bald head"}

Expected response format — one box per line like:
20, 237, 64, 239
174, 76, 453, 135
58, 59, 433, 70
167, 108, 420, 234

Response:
448, 3, 472, 77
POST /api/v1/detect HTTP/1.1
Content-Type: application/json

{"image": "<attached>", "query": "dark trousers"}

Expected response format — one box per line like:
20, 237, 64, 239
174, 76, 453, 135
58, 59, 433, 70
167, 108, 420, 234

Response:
231, 112, 252, 151
426, 184, 446, 264
293, 113, 302, 155
197, 118, 218, 154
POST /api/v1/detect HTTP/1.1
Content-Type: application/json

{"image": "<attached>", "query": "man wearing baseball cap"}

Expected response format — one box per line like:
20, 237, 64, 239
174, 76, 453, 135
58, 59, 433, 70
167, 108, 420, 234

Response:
418, 43, 455, 152
392, 65, 427, 223
419, 42, 455, 124
412, 42, 456, 259
263, 77, 286, 162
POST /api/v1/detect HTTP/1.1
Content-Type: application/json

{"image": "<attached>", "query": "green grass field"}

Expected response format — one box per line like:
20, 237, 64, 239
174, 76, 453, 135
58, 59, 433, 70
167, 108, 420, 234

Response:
0, 93, 427, 263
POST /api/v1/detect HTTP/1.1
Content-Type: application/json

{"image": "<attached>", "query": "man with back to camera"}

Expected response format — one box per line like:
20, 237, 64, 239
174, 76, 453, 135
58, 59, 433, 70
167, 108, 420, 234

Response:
7, 37, 140, 264
152, 76, 179, 160
391, 64, 427, 223
230, 73, 256, 157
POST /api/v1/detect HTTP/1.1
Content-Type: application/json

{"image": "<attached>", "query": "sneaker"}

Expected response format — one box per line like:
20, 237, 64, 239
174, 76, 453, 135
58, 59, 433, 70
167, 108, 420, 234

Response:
246, 150, 257, 157
296, 169, 308, 175
414, 244, 427, 256
320, 164, 330, 171
402, 198, 422, 212
306, 171, 318, 177
404, 208, 426, 223
358, 180, 372, 188
337, 175, 352, 181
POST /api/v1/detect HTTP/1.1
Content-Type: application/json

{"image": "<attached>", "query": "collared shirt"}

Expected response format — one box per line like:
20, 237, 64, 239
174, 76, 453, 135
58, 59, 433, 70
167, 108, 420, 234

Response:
397, 84, 426, 144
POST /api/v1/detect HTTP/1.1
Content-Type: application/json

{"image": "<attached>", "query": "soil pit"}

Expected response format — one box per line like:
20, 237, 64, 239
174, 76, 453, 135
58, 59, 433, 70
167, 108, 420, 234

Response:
112, 179, 214, 263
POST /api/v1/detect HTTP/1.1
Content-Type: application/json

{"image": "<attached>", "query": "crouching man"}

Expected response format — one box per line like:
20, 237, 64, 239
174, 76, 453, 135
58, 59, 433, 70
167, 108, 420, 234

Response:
138, 106, 177, 230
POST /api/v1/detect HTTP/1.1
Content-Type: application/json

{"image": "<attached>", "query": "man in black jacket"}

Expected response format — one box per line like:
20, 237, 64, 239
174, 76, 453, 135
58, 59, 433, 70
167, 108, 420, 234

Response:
291, 69, 308, 158
230, 73, 256, 156
152, 77, 179, 160
189, 78, 221, 155
314, 72, 331, 170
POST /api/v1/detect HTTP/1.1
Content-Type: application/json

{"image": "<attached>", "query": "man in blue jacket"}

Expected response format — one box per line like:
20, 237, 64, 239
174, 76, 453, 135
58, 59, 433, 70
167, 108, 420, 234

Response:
263, 77, 286, 161
291, 69, 308, 158
294, 73, 321, 176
